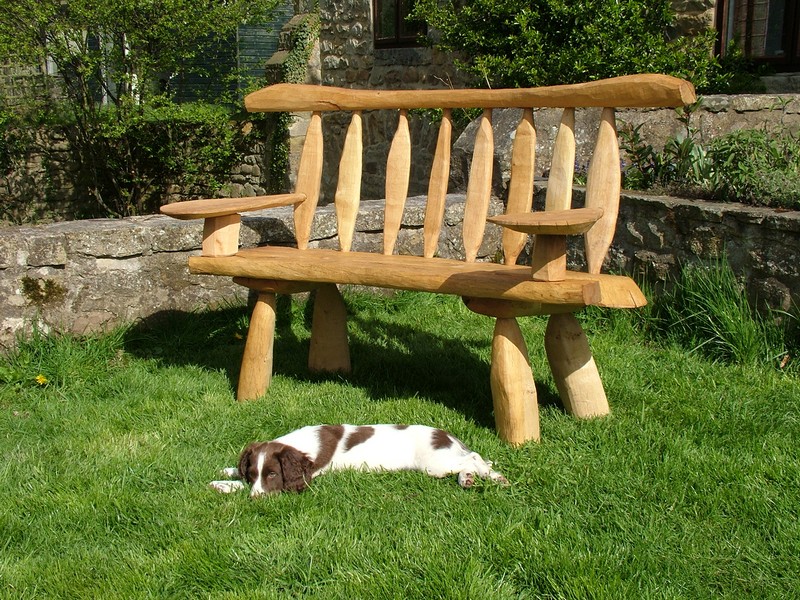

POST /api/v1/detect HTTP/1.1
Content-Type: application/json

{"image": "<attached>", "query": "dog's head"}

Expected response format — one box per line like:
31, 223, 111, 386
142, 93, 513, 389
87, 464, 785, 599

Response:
238, 441, 315, 497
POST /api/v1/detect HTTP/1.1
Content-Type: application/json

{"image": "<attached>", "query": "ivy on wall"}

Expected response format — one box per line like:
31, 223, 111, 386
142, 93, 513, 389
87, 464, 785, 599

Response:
268, 12, 320, 193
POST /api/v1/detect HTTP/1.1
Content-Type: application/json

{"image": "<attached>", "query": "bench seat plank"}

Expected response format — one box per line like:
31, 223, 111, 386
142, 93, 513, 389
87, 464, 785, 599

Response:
188, 246, 646, 309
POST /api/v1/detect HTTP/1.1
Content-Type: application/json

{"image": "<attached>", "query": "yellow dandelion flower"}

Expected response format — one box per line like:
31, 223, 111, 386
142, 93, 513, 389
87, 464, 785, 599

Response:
34, 374, 48, 386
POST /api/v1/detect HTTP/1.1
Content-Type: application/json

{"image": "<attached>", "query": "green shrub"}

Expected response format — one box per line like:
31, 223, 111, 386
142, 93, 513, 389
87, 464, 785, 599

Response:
708, 128, 800, 209
619, 103, 800, 209
412, 0, 721, 91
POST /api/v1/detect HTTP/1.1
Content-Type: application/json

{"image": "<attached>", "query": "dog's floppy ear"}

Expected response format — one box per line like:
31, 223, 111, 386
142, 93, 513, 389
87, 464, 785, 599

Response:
238, 442, 260, 482
277, 447, 314, 492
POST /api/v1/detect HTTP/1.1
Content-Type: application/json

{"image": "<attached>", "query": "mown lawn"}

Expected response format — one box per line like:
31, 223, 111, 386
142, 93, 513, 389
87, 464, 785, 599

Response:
1, 292, 798, 599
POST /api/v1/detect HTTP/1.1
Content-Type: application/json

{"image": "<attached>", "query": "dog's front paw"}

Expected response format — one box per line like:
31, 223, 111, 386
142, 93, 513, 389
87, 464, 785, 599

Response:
210, 480, 246, 494
457, 472, 475, 488
220, 467, 240, 479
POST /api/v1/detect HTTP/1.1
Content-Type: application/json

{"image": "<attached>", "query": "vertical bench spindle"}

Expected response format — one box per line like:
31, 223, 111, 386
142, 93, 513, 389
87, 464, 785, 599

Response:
423, 108, 453, 259
462, 109, 494, 263
383, 109, 411, 255
335, 111, 363, 252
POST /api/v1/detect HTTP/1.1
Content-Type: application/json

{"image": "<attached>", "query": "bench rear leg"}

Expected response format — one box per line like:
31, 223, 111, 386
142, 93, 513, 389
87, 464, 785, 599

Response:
544, 313, 609, 418
237, 291, 277, 401
490, 317, 540, 444
309, 283, 351, 374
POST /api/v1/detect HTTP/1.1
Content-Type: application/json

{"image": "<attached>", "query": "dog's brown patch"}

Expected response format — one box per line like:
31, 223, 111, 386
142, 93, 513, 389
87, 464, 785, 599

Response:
432, 428, 454, 450
314, 425, 345, 469
344, 426, 375, 451
393, 424, 409, 430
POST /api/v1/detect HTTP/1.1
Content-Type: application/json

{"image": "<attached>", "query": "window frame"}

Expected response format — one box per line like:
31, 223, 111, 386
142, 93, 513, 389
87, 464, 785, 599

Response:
372, 0, 427, 49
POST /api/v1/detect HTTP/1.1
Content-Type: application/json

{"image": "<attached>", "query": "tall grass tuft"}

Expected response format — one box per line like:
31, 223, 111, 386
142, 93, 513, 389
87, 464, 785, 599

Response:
653, 257, 789, 367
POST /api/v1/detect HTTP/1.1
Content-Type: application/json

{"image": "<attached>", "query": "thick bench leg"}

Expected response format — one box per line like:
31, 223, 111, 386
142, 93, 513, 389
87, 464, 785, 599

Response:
544, 313, 609, 418
490, 317, 540, 444
237, 292, 277, 401
309, 283, 351, 374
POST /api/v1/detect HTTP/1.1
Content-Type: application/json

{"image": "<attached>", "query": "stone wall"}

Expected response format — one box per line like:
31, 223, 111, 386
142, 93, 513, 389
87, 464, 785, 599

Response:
1, 192, 798, 350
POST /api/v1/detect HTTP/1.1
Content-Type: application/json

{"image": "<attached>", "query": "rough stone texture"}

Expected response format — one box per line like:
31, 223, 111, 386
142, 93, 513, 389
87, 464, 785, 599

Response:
670, 0, 715, 36
0, 194, 503, 349
2, 191, 798, 349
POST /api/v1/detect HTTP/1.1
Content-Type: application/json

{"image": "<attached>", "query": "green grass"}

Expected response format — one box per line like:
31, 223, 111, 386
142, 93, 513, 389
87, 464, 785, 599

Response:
1, 291, 799, 598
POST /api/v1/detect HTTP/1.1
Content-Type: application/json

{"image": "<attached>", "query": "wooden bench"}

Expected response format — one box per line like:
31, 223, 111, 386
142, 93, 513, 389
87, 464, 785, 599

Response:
161, 74, 696, 445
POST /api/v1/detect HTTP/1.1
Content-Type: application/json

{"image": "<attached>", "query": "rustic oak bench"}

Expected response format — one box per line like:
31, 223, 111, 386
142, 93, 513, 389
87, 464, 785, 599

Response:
161, 74, 695, 445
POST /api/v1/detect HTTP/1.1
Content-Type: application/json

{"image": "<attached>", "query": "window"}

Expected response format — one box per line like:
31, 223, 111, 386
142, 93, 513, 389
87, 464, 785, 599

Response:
373, 0, 426, 48
716, 0, 800, 70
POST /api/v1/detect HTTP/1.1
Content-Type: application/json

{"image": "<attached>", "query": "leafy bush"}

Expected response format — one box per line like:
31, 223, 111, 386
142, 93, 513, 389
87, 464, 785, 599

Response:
619, 101, 800, 209
80, 100, 243, 217
708, 129, 800, 209
412, 0, 722, 91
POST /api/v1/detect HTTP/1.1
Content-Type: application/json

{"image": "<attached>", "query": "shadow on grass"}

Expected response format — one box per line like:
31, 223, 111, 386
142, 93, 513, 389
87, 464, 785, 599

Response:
122, 294, 562, 428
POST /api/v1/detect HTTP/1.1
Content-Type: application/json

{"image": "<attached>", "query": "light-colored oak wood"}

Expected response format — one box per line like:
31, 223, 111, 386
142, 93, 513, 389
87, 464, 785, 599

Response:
233, 277, 318, 294
383, 109, 411, 255
530, 235, 567, 282
463, 109, 494, 263
202, 214, 241, 257
488, 207, 604, 235
585, 107, 621, 274
245, 74, 696, 112
503, 108, 536, 265
462, 296, 580, 318
545, 108, 576, 212
423, 108, 452, 259
544, 313, 609, 418
309, 283, 351, 374
491, 318, 540, 445
191, 246, 619, 306
160, 193, 305, 220
294, 111, 324, 250
237, 292, 277, 401
335, 111, 363, 252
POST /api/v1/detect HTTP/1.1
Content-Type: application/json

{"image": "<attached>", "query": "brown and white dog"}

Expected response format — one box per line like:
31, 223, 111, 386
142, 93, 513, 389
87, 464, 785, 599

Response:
210, 424, 509, 497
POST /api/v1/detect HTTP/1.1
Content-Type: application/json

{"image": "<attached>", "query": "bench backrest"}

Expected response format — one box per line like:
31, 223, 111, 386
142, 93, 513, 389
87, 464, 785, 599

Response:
245, 75, 695, 272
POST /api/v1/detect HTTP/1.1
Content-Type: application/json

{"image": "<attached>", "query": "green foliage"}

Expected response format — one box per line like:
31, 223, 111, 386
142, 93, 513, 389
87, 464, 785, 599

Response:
0, 107, 30, 176
281, 13, 320, 84
619, 101, 800, 209
79, 100, 243, 216
650, 258, 791, 367
708, 128, 800, 209
412, 0, 721, 91
0, 0, 281, 217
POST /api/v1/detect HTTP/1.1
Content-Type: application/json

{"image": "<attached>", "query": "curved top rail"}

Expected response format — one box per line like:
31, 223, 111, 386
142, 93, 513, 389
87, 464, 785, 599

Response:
244, 74, 696, 113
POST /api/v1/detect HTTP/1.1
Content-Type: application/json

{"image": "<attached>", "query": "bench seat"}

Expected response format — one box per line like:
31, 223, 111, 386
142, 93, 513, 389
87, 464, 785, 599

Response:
189, 246, 646, 310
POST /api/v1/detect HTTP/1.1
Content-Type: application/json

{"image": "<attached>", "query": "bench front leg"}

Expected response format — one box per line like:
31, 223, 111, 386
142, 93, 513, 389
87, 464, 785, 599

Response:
544, 313, 609, 418
491, 317, 540, 444
237, 292, 277, 401
309, 283, 351, 374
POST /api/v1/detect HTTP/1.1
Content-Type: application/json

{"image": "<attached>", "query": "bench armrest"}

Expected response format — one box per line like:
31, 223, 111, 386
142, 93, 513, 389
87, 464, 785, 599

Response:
487, 207, 603, 235
160, 193, 306, 220
160, 193, 306, 257
488, 207, 604, 281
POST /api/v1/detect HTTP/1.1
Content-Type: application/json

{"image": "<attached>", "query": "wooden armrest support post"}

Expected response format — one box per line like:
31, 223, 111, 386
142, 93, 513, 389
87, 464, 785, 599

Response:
488, 207, 603, 281
160, 193, 306, 257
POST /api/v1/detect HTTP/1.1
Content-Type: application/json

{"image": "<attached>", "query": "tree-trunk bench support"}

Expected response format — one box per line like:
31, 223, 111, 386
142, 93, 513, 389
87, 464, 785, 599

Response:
161, 74, 695, 445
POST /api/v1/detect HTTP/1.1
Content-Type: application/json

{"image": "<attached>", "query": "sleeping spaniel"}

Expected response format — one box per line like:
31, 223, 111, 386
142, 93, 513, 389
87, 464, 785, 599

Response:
211, 424, 509, 496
